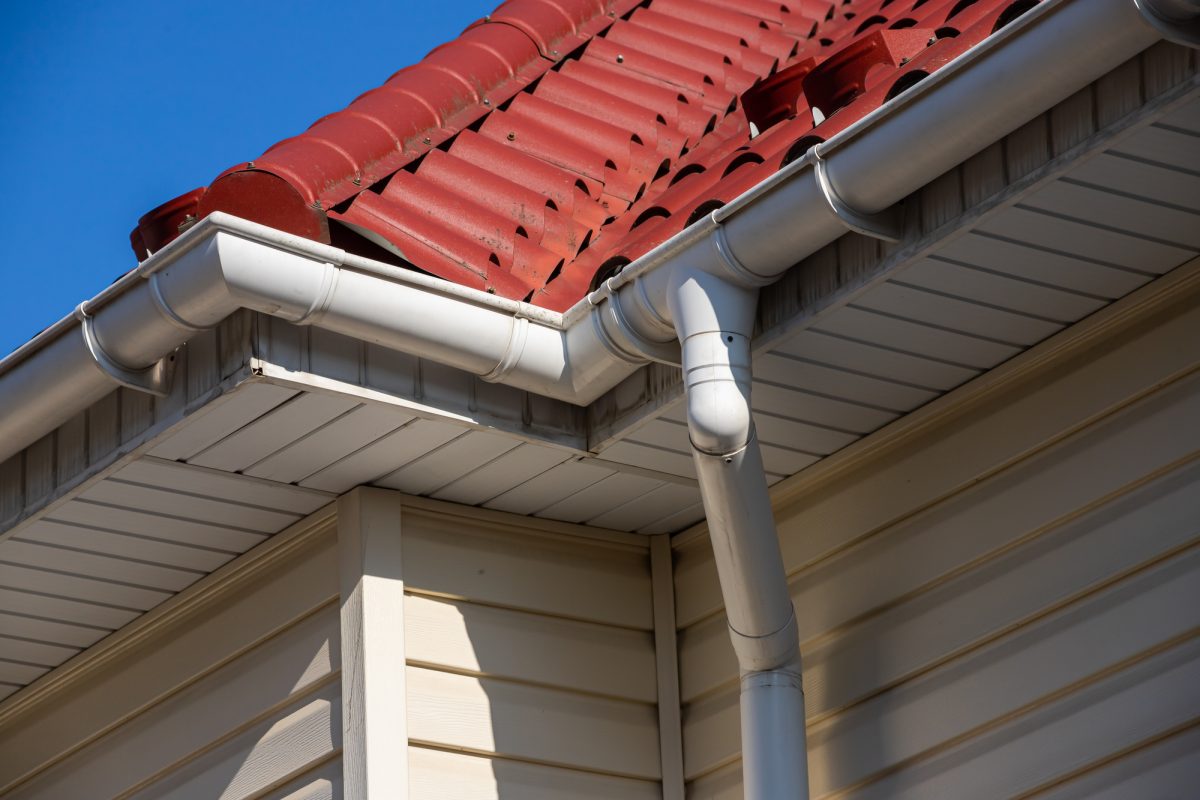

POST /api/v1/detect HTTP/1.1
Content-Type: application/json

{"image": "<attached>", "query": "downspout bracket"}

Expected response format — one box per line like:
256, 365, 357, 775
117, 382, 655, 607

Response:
813, 148, 905, 242
75, 305, 174, 397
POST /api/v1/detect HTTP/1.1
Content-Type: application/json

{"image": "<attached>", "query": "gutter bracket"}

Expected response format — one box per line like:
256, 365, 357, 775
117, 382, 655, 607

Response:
75, 305, 174, 397
813, 149, 905, 242
1132, 0, 1200, 46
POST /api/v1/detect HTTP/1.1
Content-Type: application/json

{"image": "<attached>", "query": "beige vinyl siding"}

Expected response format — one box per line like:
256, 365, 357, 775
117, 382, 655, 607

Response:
675, 288, 1200, 797
0, 515, 341, 800
394, 500, 664, 797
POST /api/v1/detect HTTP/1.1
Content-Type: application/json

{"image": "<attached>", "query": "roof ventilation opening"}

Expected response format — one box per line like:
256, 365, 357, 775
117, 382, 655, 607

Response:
515, 225, 529, 239
781, 135, 825, 167
723, 152, 766, 177
890, 17, 918, 28
589, 256, 632, 292
885, 70, 930, 102
994, 0, 1039, 30
855, 14, 888, 33
946, 0, 980, 19
686, 199, 726, 227
654, 159, 672, 181
669, 163, 707, 186
631, 206, 672, 230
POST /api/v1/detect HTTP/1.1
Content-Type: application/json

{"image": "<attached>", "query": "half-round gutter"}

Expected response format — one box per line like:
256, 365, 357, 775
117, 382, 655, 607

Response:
0, 1, 1192, 795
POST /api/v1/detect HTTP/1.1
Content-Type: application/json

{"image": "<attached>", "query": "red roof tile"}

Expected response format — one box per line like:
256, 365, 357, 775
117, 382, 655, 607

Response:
134, 0, 1035, 310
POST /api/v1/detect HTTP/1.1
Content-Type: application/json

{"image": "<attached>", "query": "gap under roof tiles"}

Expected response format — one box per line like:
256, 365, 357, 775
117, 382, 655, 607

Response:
133, 0, 1034, 311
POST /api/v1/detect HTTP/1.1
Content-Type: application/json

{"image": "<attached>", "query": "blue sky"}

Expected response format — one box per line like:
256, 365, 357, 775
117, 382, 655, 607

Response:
0, 0, 493, 356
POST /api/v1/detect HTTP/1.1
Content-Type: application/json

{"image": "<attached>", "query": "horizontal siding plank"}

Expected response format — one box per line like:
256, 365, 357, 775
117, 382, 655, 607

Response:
771, 329, 980, 392
403, 509, 652, 630
409, 746, 662, 800
5, 606, 338, 800
266, 759, 341, 800
244, 403, 413, 484
406, 665, 661, 780
679, 382, 1200, 700
147, 383, 299, 462
675, 299, 1200, 627
853, 637, 1200, 800
0, 531, 337, 793
683, 550, 1200, 785
1032, 722, 1200, 800
188, 393, 359, 472
128, 685, 340, 800
47, 500, 267, 553
404, 594, 657, 702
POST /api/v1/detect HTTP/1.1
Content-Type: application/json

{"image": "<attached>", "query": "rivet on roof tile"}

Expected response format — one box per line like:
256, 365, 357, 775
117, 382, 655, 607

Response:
551, 49, 559, 56
927, 36, 937, 45
900, 57, 910, 65
507, 131, 517, 141
483, 98, 492, 106
423, 136, 432, 145
616, 54, 625, 63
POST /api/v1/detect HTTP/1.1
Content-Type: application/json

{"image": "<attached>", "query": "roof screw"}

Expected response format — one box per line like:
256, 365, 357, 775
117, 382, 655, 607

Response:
484, 14, 490, 21
483, 98, 491, 106
616, 53, 625, 63
247, 161, 255, 170
507, 131, 517, 141
899, 56, 910, 65
352, 176, 362, 186
927, 36, 937, 45
551, 49, 559, 56
422, 136, 432, 145
487, 287, 496, 294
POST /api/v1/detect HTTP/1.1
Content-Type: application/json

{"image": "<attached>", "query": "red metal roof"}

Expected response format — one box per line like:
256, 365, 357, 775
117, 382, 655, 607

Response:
134, 0, 1032, 310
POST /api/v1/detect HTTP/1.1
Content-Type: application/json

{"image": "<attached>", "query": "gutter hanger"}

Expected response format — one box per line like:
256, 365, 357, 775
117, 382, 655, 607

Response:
0, 1, 1194, 795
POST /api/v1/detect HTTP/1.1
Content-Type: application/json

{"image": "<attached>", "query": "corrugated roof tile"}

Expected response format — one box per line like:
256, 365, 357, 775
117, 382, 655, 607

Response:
136, 0, 1035, 307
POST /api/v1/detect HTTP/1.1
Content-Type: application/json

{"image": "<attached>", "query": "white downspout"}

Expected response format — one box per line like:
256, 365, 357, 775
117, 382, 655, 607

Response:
667, 269, 809, 797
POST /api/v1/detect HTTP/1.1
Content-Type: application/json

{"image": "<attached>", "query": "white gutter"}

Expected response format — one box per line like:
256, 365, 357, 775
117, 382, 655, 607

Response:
0, 0, 1190, 795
